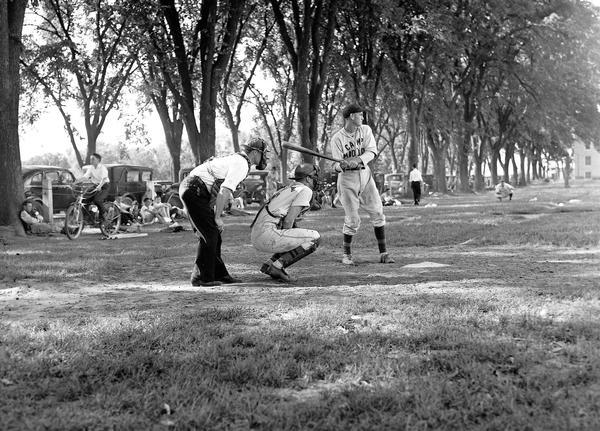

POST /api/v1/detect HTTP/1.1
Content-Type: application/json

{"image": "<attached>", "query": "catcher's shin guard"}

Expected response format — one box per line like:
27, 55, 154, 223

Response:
278, 238, 320, 268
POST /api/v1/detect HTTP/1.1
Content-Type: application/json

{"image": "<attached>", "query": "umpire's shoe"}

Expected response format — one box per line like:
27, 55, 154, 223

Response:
261, 262, 291, 282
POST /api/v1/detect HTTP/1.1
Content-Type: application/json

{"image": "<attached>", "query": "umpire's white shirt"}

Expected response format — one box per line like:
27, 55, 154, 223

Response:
189, 154, 249, 191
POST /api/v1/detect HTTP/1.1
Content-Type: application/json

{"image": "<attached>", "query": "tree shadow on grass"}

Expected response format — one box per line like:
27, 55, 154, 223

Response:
1, 302, 599, 430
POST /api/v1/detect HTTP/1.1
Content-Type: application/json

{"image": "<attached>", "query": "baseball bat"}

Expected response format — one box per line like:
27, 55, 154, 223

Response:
282, 143, 343, 163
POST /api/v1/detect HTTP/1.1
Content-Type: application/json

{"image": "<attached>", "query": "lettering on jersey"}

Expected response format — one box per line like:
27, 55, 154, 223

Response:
342, 142, 366, 159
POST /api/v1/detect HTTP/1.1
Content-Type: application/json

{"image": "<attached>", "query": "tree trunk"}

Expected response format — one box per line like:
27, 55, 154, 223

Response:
457, 123, 471, 192
85, 125, 101, 165
490, 150, 499, 185
519, 147, 527, 186
389, 137, 398, 172
406, 100, 419, 172
221, 93, 240, 152
511, 153, 518, 185
426, 130, 448, 193
472, 136, 486, 192
296, 72, 313, 162
563, 154, 571, 188
0, 0, 27, 232
198, 84, 217, 161
163, 120, 183, 182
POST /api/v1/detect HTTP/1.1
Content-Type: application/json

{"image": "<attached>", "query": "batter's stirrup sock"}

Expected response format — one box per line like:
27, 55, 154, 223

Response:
374, 226, 387, 253
343, 234, 353, 256
279, 239, 320, 268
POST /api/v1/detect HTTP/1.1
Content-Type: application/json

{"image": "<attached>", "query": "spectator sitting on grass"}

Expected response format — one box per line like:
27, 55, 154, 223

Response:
495, 180, 514, 201
19, 201, 56, 234
141, 197, 171, 224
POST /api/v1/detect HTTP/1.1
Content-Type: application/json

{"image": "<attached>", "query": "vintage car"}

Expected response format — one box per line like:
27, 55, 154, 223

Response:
22, 165, 77, 213
239, 169, 268, 206
383, 173, 407, 198
102, 164, 153, 205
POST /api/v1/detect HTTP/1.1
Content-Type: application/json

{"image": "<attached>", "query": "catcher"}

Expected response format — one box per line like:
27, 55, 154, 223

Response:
251, 163, 321, 282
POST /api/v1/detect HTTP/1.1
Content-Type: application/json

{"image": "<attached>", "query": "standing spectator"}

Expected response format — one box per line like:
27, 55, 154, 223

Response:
179, 137, 269, 286
330, 103, 394, 265
409, 163, 423, 205
78, 153, 110, 222
495, 180, 514, 201
20, 201, 54, 234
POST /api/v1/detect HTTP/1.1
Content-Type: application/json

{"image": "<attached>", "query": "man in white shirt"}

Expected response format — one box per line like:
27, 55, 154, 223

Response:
179, 138, 269, 287
409, 163, 423, 205
79, 153, 110, 221
251, 163, 321, 282
331, 103, 394, 265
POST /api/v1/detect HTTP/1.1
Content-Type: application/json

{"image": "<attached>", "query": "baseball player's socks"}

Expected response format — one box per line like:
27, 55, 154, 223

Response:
342, 234, 355, 265
343, 234, 353, 255
374, 226, 387, 253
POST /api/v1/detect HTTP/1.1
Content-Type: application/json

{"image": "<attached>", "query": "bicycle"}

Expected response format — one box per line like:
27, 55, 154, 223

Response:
63, 183, 121, 240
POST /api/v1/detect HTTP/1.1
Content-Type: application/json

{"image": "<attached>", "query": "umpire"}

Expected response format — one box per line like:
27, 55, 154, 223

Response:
180, 138, 269, 286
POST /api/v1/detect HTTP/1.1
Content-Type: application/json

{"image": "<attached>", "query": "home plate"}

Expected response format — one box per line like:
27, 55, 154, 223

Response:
402, 261, 449, 268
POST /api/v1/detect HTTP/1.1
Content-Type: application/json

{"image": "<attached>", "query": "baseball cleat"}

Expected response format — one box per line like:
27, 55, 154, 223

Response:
342, 254, 355, 265
260, 263, 291, 282
379, 253, 395, 264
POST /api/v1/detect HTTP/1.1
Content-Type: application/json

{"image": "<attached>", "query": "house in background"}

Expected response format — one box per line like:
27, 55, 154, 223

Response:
573, 140, 600, 180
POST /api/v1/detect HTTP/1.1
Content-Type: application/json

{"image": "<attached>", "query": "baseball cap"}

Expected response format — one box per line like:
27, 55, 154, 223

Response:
342, 103, 364, 118
289, 163, 319, 180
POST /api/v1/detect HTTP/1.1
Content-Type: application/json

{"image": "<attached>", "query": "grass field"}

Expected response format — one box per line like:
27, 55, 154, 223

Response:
1, 181, 599, 430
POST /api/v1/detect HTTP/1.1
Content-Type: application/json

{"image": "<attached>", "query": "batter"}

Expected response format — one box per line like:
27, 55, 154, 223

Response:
330, 103, 395, 265
251, 164, 321, 282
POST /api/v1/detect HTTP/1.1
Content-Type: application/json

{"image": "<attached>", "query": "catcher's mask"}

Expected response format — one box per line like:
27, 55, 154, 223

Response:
242, 138, 269, 170
290, 163, 321, 191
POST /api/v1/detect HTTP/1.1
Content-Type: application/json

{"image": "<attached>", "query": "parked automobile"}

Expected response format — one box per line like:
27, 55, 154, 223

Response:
22, 165, 77, 213
383, 173, 406, 198
82, 164, 154, 205
239, 170, 268, 206
154, 180, 174, 198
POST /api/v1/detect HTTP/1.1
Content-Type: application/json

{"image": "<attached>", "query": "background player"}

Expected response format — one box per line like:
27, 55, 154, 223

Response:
331, 103, 394, 265
251, 163, 321, 282
180, 138, 269, 286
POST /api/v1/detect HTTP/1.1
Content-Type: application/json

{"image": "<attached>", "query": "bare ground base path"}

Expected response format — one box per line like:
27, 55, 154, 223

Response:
2, 181, 599, 325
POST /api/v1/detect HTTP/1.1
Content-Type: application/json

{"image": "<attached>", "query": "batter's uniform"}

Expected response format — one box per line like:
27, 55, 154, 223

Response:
331, 124, 385, 235
179, 153, 251, 285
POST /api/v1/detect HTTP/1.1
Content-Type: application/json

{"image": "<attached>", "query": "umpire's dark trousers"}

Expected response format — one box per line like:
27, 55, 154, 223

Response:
180, 176, 229, 283
411, 181, 421, 205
